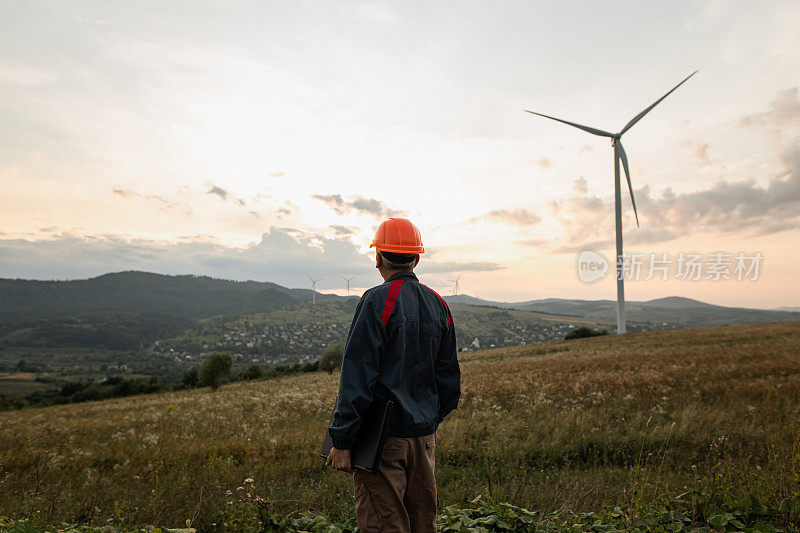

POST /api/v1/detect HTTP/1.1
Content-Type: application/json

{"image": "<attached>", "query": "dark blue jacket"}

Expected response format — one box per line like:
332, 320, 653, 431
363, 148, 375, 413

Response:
327, 271, 461, 449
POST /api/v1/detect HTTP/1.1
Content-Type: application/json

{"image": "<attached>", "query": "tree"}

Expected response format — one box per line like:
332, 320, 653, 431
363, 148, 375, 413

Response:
318, 342, 345, 374
240, 363, 266, 381
564, 327, 609, 340
60, 381, 84, 398
182, 367, 199, 388
199, 353, 233, 391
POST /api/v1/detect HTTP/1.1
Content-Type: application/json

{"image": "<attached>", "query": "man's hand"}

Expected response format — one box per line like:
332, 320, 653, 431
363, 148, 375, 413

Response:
325, 447, 354, 473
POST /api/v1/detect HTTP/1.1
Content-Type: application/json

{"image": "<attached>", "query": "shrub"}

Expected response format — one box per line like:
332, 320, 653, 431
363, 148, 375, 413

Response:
182, 367, 199, 388
199, 352, 233, 391
564, 326, 609, 340
318, 342, 345, 374
240, 363, 266, 381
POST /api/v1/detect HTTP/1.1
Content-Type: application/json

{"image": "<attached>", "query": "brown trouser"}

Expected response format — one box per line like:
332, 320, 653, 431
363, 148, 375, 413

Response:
353, 432, 438, 533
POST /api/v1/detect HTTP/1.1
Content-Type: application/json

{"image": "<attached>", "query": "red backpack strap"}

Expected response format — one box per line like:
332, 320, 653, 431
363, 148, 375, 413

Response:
421, 284, 451, 327
380, 280, 404, 325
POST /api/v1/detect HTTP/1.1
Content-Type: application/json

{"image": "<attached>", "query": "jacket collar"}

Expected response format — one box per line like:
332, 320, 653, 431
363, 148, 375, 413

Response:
387, 271, 418, 283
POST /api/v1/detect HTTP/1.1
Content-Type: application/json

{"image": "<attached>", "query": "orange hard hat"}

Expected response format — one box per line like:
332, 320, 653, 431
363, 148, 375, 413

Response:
370, 218, 425, 254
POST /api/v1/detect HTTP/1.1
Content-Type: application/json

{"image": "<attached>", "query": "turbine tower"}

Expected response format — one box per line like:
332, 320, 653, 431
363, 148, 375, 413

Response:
525, 71, 697, 334
341, 275, 356, 297
449, 274, 462, 296
307, 275, 321, 304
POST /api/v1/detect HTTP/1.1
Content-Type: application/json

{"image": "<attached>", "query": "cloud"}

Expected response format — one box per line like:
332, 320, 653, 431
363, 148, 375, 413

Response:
551, 144, 800, 248
640, 152, 800, 238
470, 208, 541, 226
550, 89, 800, 251
112, 187, 135, 198
269, 172, 284, 178
535, 156, 552, 169
0, 61, 57, 87
515, 239, 549, 248
681, 141, 711, 164
204, 184, 250, 208
350, 197, 384, 217
330, 225, 356, 235
0, 227, 507, 286
418, 260, 505, 274
147, 194, 184, 212
311, 194, 401, 218
0, 228, 377, 289
573, 177, 588, 194
207, 185, 228, 200
739, 87, 800, 128
551, 239, 614, 254
111, 187, 193, 214
312, 194, 345, 211
692, 142, 710, 163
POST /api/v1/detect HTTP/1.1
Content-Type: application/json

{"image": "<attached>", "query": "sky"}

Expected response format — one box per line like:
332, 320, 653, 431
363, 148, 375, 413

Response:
1, 0, 799, 308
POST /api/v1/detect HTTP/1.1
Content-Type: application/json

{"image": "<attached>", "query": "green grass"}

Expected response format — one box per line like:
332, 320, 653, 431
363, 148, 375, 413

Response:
0, 376, 57, 399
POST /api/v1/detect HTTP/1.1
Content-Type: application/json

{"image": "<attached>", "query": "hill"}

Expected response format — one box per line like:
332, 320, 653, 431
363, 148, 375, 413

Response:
0, 271, 320, 358
4, 270, 797, 328
156, 300, 613, 360
1, 270, 796, 382
0, 310, 191, 350
446, 294, 800, 327
0, 271, 312, 320
1, 322, 797, 530
0, 296, 615, 395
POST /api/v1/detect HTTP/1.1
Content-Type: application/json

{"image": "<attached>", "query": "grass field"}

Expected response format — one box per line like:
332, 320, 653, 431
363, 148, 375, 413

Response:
0, 322, 798, 531
0, 372, 59, 399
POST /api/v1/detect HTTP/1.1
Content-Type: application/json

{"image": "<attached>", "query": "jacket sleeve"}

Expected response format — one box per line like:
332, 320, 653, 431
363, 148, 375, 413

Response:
435, 307, 460, 424
327, 294, 386, 449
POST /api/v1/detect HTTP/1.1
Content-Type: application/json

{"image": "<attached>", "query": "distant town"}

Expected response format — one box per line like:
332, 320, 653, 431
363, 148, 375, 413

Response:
152, 321, 352, 368
151, 318, 667, 367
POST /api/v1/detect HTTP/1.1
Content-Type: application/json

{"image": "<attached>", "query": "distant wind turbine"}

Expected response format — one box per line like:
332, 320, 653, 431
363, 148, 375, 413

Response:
307, 275, 321, 304
525, 71, 697, 334
448, 274, 462, 296
341, 275, 356, 297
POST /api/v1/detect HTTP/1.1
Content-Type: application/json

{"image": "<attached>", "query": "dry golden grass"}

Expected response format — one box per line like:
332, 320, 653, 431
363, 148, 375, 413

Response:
1, 322, 798, 529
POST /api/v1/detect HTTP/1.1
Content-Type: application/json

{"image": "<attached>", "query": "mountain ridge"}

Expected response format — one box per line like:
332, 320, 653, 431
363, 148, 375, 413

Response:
1, 270, 797, 328
444, 293, 799, 327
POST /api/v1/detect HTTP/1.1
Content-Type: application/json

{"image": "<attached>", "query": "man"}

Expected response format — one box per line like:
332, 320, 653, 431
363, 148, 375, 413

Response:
325, 217, 461, 533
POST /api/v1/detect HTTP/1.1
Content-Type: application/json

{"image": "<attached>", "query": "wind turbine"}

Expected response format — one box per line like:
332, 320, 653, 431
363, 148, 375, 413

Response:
449, 274, 462, 296
525, 71, 697, 334
341, 275, 356, 297
307, 275, 321, 304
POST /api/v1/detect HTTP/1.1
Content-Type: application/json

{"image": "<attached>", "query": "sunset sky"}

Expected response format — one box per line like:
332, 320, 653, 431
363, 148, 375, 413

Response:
1, 1, 799, 308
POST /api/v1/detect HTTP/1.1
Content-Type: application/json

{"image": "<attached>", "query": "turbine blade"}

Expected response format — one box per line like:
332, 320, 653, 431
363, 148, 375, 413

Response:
617, 141, 640, 228
525, 110, 614, 138
620, 70, 698, 135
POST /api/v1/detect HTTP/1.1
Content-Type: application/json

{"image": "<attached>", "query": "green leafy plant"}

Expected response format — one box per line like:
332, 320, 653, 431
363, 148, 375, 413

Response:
317, 342, 344, 375
199, 352, 232, 391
